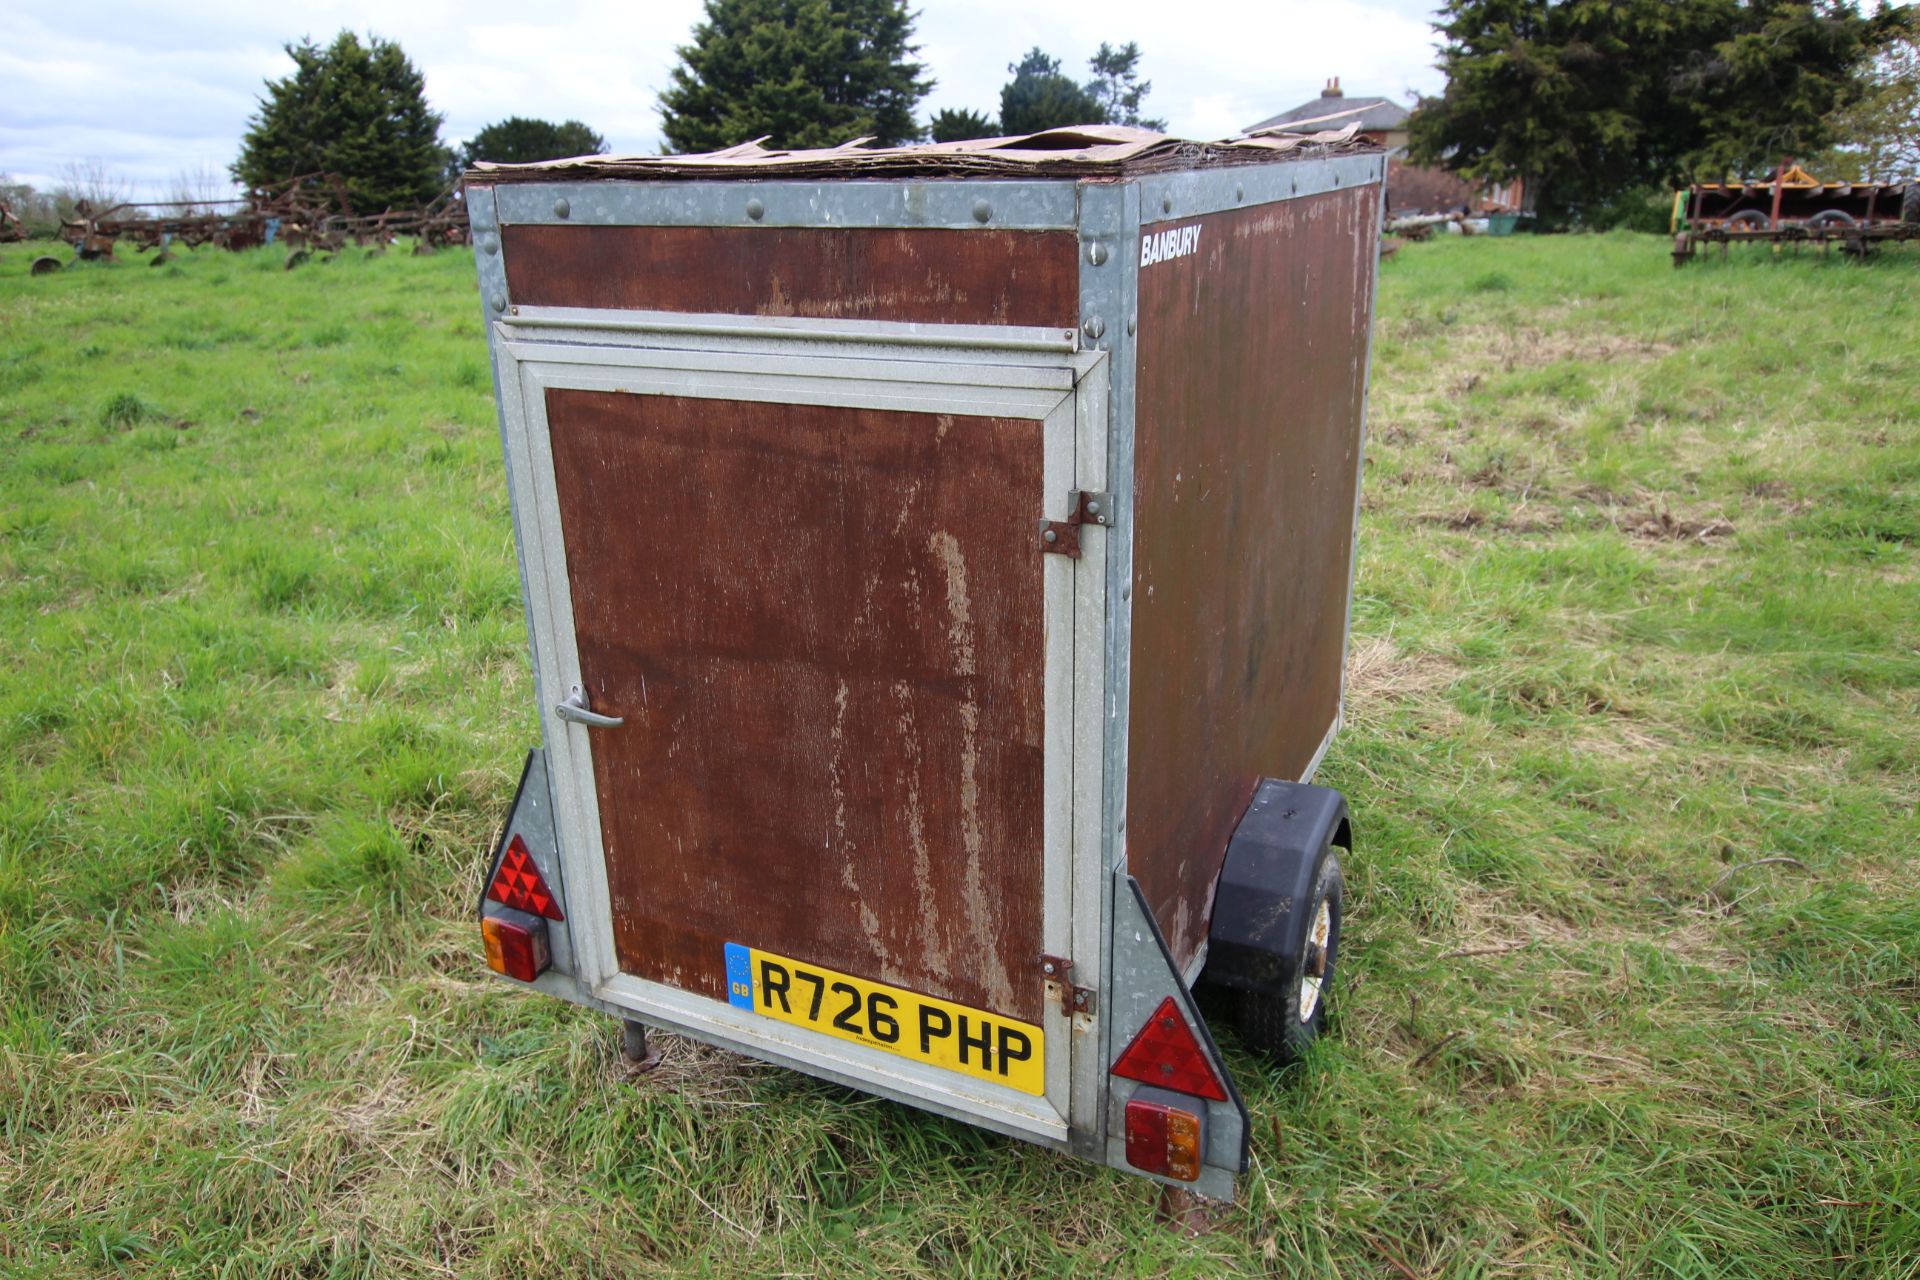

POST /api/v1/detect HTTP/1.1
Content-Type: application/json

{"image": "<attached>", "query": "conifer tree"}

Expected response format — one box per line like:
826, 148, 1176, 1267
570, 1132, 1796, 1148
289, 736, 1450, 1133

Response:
1087, 42, 1166, 130
928, 107, 998, 142
233, 31, 449, 213
458, 118, 608, 170
1408, 0, 1877, 224
658, 0, 932, 152
998, 48, 1103, 135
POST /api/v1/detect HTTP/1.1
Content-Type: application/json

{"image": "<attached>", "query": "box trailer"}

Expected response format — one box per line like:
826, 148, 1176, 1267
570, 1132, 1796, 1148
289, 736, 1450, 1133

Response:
467, 125, 1384, 1199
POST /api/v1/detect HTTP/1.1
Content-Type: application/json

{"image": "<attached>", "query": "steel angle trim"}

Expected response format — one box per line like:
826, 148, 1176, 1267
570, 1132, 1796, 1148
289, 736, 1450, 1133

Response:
473, 183, 552, 741
497, 305, 1080, 355
1338, 160, 1388, 738
506, 360, 1077, 427
491, 179, 1079, 230
590, 972, 1073, 1147
497, 338, 1078, 396
1137, 152, 1386, 225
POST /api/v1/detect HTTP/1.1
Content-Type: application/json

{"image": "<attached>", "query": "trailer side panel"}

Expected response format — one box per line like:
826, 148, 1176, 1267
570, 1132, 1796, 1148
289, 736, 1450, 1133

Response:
1124, 185, 1380, 970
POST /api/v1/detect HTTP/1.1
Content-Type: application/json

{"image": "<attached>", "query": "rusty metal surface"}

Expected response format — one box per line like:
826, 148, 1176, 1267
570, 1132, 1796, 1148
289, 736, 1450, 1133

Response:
1124, 186, 1380, 970
499, 224, 1080, 327
474, 123, 1373, 183
545, 387, 1051, 1022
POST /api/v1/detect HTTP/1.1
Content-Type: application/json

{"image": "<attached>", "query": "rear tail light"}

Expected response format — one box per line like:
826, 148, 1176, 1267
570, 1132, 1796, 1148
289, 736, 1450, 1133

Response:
1124, 1086, 1210, 1180
1111, 995, 1227, 1101
481, 907, 550, 982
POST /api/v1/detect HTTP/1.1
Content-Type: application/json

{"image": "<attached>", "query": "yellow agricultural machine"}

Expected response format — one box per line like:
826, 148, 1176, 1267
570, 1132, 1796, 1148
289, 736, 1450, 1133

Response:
1672, 163, 1920, 264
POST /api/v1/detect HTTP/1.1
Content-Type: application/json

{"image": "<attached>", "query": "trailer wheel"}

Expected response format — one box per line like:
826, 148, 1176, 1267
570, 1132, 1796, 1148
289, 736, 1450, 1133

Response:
1233, 850, 1343, 1064
1806, 209, 1857, 231
1902, 184, 1920, 225
1726, 210, 1769, 229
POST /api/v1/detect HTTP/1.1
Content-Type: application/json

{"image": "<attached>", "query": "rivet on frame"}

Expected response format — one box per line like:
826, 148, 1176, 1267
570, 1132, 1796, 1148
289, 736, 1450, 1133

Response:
973, 199, 993, 223
552, 197, 570, 219
481, 235, 499, 256
489, 293, 507, 313
1161, 193, 1173, 214
1083, 316, 1106, 341
1236, 184, 1245, 202
746, 198, 765, 221
1126, 314, 1137, 336
1086, 240, 1108, 265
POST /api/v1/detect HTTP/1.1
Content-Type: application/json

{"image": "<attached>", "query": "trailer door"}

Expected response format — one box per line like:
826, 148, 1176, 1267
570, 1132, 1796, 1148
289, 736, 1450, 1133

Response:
493, 311, 1105, 1144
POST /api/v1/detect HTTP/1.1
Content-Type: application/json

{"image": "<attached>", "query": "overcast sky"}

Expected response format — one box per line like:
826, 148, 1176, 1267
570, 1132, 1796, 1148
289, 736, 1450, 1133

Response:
0, 0, 1445, 198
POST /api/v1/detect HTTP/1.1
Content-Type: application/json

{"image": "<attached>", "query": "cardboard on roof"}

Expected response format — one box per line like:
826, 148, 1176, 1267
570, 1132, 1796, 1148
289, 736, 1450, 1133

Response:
469, 123, 1373, 183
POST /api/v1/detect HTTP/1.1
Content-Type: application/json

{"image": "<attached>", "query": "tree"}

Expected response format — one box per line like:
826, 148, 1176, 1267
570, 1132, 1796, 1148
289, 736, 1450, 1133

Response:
233, 31, 449, 213
1087, 42, 1167, 130
999, 48, 1105, 135
658, 0, 932, 153
996, 43, 1167, 136
168, 163, 233, 216
55, 158, 131, 214
458, 117, 609, 170
1819, 7, 1919, 177
1408, 0, 1877, 225
929, 107, 998, 142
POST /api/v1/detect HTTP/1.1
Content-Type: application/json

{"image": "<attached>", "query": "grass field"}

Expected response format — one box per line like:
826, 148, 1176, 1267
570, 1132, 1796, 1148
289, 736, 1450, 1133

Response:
1, 230, 1915, 1278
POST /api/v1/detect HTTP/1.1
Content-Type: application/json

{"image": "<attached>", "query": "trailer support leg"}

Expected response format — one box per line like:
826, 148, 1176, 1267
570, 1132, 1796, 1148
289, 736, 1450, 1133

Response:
621, 1018, 661, 1071
1155, 1185, 1215, 1236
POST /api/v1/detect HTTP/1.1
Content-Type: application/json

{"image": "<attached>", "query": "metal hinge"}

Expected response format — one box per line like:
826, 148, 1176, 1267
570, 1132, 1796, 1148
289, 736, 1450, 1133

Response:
1037, 489, 1115, 558
1039, 953, 1097, 1015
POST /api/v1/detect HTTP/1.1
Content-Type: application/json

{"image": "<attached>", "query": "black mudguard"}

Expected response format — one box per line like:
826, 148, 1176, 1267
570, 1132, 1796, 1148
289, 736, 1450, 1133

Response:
1203, 778, 1351, 995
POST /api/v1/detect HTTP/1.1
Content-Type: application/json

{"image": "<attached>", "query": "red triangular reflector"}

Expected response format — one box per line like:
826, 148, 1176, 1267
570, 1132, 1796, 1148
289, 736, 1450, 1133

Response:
487, 834, 565, 921
1111, 995, 1226, 1101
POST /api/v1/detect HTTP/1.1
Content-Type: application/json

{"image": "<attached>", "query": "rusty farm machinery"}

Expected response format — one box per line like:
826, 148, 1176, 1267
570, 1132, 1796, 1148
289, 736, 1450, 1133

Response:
1672, 164, 1920, 264
22, 173, 469, 272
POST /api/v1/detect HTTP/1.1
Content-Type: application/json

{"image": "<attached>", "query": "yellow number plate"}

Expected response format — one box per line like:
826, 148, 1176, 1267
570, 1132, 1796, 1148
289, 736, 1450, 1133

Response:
724, 943, 1044, 1095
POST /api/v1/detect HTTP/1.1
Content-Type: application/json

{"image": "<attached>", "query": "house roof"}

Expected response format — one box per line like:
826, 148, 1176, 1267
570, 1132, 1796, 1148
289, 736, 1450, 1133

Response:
1245, 94, 1409, 138
470, 123, 1376, 183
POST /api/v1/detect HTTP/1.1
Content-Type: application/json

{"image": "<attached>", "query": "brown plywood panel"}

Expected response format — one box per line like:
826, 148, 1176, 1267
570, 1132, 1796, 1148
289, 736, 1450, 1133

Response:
1126, 187, 1381, 969
502, 225, 1081, 329
546, 389, 1049, 1022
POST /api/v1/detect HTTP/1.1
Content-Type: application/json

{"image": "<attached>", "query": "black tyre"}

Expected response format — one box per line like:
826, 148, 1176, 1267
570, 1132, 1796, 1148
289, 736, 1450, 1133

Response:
1902, 184, 1919, 226
1233, 849, 1343, 1065
1806, 209, 1857, 231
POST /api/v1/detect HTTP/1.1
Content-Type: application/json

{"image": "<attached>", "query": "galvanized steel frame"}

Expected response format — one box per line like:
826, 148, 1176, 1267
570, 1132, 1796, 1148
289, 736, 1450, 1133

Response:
1339, 161, 1391, 737
1136, 152, 1386, 227
491, 177, 1080, 231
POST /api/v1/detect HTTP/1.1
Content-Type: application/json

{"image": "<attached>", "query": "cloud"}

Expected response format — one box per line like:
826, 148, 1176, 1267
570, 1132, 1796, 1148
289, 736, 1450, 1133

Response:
0, 0, 1442, 194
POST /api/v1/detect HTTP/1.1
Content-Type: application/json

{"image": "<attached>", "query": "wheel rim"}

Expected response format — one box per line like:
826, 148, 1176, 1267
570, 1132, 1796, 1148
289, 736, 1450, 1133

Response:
1299, 897, 1332, 1022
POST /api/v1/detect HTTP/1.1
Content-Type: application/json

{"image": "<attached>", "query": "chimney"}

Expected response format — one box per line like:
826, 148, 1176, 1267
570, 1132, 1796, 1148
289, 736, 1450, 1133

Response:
1324, 76, 1343, 99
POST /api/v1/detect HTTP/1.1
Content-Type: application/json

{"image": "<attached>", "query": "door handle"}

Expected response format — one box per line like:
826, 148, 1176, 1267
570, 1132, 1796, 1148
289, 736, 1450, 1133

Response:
555, 683, 624, 729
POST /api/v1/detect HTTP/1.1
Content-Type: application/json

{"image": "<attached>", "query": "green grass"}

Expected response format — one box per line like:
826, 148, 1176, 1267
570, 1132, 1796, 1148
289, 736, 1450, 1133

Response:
2, 232, 1916, 1277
